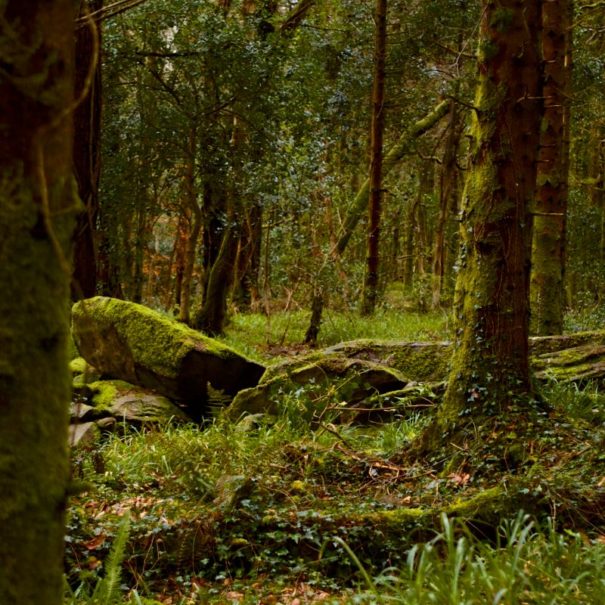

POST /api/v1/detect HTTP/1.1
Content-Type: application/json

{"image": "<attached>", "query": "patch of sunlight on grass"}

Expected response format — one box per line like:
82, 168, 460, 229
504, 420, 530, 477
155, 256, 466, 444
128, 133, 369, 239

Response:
221, 308, 451, 362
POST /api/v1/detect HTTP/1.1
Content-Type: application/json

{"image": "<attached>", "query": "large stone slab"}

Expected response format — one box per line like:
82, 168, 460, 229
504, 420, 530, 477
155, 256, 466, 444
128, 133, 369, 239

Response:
323, 339, 450, 382
322, 331, 605, 386
72, 297, 265, 419
228, 354, 407, 423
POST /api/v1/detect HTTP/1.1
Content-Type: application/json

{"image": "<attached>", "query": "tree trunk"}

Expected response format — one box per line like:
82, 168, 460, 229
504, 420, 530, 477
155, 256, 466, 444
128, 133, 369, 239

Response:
438, 0, 542, 431
72, 0, 103, 300
232, 202, 263, 309
530, 0, 572, 336
432, 101, 460, 308
201, 182, 226, 303
402, 196, 418, 289
195, 223, 239, 335
179, 127, 202, 324
0, 2, 76, 603
414, 161, 433, 282
131, 204, 147, 303
97, 203, 124, 298
361, 0, 388, 316
172, 212, 188, 309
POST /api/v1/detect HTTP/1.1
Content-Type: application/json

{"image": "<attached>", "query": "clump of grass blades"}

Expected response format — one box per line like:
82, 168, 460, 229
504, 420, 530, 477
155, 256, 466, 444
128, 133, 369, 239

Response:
542, 380, 605, 426
348, 513, 605, 604
93, 418, 309, 498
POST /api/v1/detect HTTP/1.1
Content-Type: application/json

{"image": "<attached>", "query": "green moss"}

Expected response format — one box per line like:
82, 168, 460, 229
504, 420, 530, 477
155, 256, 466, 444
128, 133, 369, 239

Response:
362, 507, 427, 526
69, 357, 87, 376
88, 379, 132, 411
73, 297, 257, 378
446, 487, 503, 517
324, 339, 451, 382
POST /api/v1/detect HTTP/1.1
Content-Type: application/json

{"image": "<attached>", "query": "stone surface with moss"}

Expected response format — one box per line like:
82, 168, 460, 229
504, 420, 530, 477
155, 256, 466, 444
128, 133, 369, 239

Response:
324, 339, 451, 382
228, 353, 407, 421
72, 297, 265, 419
319, 332, 605, 387
87, 379, 189, 424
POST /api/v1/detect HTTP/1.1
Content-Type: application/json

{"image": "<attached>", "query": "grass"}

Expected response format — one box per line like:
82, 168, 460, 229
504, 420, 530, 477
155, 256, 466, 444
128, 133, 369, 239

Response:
351, 514, 605, 605
220, 308, 451, 363
541, 379, 605, 426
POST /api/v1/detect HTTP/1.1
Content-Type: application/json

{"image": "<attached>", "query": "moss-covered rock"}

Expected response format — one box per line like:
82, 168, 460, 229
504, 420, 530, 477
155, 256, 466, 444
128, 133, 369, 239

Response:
229, 332, 605, 424
72, 297, 265, 420
69, 357, 88, 376
70, 357, 102, 388
319, 332, 605, 387
532, 343, 605, 383
68, 422, 100, 448
87, 379, 189, 425
529, 330, 605, 356
323, 339, 451, 382
228, 354, 407, 422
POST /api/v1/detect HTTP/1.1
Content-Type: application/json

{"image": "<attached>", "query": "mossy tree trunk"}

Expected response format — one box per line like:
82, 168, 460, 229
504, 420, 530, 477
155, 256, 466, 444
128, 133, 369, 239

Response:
72, 0, 102, 300
361, 0, 388, 316
530, 0, 572, 336
201, 181, 227, 303
195, 116, 245, 335
437, 0, 542, 433
0, 2, 76, 603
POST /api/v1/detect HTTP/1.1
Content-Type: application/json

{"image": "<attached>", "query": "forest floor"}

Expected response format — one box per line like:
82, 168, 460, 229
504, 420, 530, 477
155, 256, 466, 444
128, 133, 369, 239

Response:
65, 309, 605, 605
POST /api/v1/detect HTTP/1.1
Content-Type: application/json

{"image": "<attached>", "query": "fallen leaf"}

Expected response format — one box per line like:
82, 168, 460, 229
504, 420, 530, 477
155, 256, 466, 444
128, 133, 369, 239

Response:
83, 534, 107, 550
448, 472, 471, 486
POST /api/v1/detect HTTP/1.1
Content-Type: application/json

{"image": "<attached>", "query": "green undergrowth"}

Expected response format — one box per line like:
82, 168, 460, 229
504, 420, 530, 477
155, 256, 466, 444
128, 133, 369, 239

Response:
565, 302, 605, 334
350, 513, 605, 604
66, 376, 605, 604
219, 308, 451, 362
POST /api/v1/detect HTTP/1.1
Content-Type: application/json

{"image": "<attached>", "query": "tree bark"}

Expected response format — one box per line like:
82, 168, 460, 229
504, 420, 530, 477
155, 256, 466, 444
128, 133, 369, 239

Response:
72, 0, 103, 300
178, 127, 203, 324
432, 101, 461, 308
438, 0, 542, 430
361, 0, 388, 316
195, 223, 239, 335
0, 2, 76, 603
530, 0, 572, 335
